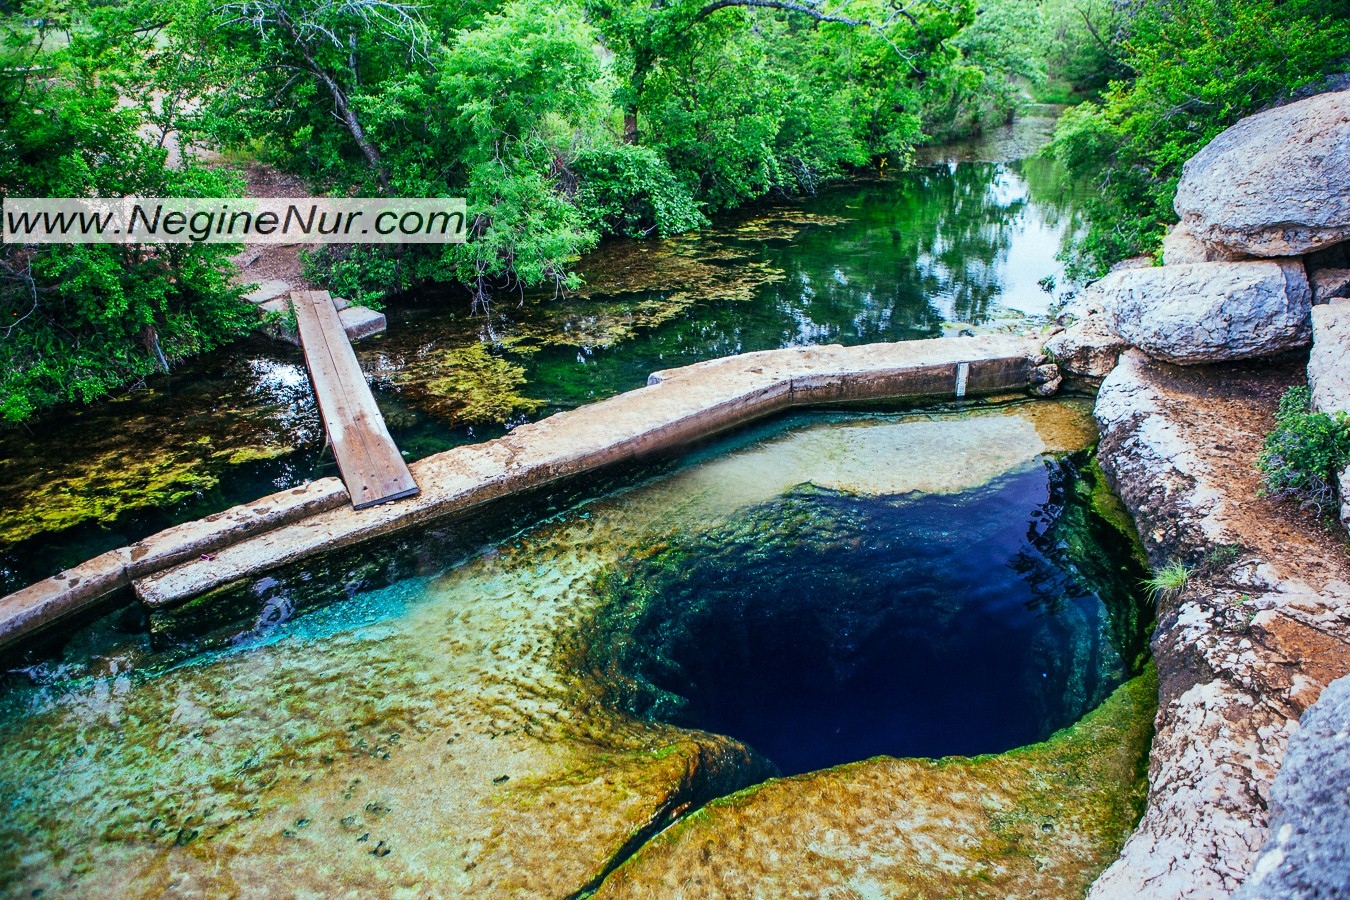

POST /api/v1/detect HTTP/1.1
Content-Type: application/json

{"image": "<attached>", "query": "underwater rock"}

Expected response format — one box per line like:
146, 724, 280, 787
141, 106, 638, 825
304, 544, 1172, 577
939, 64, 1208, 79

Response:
592, 673, 1157, 898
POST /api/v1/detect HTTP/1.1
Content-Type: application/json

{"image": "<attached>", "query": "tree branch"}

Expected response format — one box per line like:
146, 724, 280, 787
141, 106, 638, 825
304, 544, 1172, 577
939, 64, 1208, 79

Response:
693, 0, 862, 26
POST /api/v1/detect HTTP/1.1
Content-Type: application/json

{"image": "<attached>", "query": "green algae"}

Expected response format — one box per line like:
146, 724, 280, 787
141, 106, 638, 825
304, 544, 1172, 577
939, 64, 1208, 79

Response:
597, 666, 1158, 897
396, 343, 545, 426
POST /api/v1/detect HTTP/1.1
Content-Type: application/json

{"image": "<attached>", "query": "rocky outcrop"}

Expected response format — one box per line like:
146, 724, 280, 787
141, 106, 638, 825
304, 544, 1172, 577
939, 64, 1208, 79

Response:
1307, 303, 1350, 533
1174, 90, 1350, 258
1236, 674, 1350, 899
1046, 314, 1130, 381
1088, 351, 1350, 899
1096, 261, 1311, 365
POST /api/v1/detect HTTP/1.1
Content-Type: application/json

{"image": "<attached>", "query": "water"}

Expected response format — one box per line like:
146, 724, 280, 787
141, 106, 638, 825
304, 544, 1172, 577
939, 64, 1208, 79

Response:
0, 402, 1148, 895
0, 151, 1087, 593
587, 463, 1140, 776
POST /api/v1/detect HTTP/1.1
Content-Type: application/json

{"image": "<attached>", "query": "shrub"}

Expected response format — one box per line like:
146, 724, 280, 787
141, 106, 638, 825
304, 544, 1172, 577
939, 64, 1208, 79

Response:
1257, 386, 1350, 514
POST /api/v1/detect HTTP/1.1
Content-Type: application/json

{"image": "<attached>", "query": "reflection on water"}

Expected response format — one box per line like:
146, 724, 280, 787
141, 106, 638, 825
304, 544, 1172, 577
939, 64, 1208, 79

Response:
0, 151, 1088, 592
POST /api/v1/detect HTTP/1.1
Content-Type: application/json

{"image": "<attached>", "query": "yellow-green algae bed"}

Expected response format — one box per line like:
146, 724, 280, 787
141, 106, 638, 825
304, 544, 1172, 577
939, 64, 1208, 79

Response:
0, 400, 1153, 897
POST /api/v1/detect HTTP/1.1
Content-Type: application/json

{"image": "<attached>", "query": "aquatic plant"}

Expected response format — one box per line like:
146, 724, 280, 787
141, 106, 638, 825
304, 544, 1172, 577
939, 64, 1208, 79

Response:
414, 343, 546, 426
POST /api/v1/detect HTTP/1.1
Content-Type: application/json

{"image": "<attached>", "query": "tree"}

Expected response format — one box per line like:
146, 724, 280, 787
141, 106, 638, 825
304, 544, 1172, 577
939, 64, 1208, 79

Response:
0, 0, 250, 423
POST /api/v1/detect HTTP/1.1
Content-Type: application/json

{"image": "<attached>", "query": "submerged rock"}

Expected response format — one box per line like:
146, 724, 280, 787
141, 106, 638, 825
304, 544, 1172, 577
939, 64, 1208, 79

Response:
1237, 673, 1350, 900
1174, 90, 1350, 257
593, 672, 1157, 898
1098, 260, 1311, 364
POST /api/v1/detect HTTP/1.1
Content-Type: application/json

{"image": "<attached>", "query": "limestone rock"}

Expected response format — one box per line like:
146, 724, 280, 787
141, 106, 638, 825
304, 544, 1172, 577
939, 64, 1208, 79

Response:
1109, 255, 1155, 274
1308, 303, 1350, 534
1174, 90, 1350, 257
1088, 351, 1350, 899
338, 305, 386, 342
1237, 674, 1350, 900
1098, 260, 1311, 364
1311, 268, 1350, 305
596, 674, 1158, 899
1162, 223, 1245, 266
1045, 314, 1129, 380
1030, 362, 1062, 396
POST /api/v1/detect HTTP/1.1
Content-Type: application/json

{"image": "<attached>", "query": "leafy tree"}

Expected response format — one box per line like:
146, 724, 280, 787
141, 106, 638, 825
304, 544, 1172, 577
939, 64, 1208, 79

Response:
0, 1, 249, 423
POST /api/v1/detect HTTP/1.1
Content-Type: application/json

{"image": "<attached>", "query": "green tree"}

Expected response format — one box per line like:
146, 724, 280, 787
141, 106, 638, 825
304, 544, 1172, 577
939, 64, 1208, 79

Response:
0, 1, 250, 423
1050, 0, 1350, 275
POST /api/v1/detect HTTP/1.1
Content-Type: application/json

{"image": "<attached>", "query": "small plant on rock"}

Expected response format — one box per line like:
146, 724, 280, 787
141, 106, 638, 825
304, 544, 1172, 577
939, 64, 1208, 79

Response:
1143, 560, 1191, 602
1257, 386, 1350, 515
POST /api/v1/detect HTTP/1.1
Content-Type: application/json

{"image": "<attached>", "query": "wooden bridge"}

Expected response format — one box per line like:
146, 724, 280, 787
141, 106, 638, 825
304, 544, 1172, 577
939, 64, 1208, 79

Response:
290, 290, 419, 509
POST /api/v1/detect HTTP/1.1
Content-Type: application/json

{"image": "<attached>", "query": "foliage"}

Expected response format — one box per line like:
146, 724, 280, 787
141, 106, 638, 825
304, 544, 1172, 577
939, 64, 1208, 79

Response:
0, 1, 252, 423
1050, 0, 1350, 276
1142, 560, 1190, 602
1258, 386, 1350, 516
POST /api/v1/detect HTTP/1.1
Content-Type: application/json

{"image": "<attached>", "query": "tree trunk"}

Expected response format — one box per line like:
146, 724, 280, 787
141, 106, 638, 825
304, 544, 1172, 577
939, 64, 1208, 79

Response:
623, 109, 639, 144
283, 18, 391, 194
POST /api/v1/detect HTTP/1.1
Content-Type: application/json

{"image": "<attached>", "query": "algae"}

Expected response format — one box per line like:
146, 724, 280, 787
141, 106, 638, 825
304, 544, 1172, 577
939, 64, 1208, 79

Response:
596, 666, 1158, 897
393, 343, 545, 426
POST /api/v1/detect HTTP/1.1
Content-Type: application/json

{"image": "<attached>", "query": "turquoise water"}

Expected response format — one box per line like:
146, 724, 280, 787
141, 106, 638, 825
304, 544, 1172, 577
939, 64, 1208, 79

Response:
0, 402, 1147, 896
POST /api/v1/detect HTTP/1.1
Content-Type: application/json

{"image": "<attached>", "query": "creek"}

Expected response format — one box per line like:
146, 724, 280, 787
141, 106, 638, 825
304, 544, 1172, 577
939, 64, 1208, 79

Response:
0, 121, 1084, 595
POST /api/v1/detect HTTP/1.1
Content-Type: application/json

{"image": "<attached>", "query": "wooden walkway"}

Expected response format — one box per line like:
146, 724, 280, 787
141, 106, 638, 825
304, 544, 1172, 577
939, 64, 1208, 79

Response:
290, 290, 419, 509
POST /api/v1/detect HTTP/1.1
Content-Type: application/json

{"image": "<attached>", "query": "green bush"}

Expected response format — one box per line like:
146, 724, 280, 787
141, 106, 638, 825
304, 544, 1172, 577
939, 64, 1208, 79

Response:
1257, 386, 1350, 515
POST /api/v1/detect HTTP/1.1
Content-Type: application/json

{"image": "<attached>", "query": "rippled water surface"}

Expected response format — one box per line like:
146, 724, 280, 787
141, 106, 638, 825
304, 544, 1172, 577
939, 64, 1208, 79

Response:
0, 402, 1149, 895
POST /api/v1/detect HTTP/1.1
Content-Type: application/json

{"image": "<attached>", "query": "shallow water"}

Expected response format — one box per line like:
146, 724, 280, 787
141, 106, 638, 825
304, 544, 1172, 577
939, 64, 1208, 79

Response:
0, 150, 1086, 594
0, 401, 1148, 895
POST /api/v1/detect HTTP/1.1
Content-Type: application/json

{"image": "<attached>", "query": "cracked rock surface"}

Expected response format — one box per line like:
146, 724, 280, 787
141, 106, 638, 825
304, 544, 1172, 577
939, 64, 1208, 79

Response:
1088, 351, 1350, 899
1095, 261, 1312, 366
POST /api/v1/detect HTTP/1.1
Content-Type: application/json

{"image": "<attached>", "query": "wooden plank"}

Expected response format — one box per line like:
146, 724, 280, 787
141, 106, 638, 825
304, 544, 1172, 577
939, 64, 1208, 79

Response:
290, 291, 419, 509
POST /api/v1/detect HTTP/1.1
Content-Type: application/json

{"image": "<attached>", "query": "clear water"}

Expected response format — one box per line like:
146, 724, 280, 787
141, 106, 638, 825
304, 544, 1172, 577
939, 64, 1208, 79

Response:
587, 464, 1140, 776
0, 402, 1147, 895
0, 153, 1086, 595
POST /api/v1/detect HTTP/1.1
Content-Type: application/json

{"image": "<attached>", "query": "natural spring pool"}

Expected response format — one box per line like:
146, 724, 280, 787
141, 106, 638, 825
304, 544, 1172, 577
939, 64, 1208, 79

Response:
0, 399, 1153, 896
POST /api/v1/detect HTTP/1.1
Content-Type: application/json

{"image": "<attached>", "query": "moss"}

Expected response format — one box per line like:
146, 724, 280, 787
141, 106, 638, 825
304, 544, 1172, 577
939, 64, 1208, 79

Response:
395, 343, 545, 426
603, 668, 1158, 896
1087, 456, 1143, 552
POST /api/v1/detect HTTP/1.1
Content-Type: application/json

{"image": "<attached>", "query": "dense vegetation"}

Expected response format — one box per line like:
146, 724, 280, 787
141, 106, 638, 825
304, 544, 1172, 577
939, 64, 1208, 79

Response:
2, 0, 1347, 421
1050, 0, 1350, 276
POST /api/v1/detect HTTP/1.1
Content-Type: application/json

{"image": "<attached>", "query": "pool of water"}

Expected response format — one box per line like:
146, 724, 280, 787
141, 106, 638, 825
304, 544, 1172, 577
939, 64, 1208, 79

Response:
0, 151, 1087, 594
0, 401, 1147, 895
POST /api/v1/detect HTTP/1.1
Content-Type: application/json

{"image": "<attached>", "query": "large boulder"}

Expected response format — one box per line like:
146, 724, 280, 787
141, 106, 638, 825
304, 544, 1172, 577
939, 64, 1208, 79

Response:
1236, 674, 1350, 899
1097, 260, 1311, 364
1308, 302, 1350, 533
1161, 223, 1246, 266
1174, 90, 1350, 257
